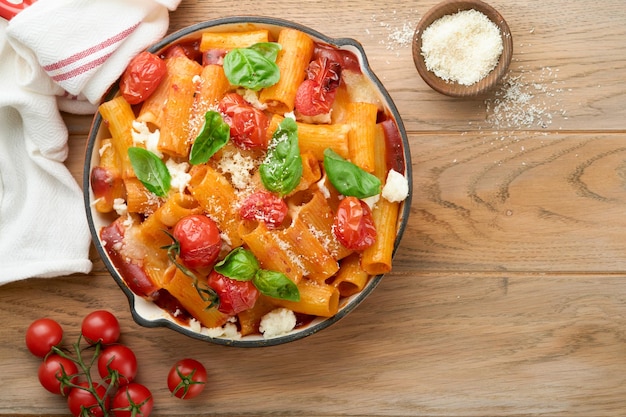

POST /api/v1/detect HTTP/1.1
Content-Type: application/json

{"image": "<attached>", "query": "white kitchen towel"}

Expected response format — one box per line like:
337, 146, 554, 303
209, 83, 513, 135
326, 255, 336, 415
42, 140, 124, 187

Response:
0, 0, 180, 284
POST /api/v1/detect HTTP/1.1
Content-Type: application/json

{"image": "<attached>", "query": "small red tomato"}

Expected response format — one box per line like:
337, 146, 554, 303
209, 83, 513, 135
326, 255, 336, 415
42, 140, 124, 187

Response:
239, 191, 288, 229
172, 214, 222, 269
112, 382, 154, 417
167, 358, 207, 399
333, 196, 377, 250
81, 310, 120, 345
218, 92, 269, 149
67, 382, 109, 417
120, 51, 166, 105
38, 354, 79, 395
25, 318, 63, 357
97, 344, 138, 386
207, 270, 259, 316
294, 57, 341, 116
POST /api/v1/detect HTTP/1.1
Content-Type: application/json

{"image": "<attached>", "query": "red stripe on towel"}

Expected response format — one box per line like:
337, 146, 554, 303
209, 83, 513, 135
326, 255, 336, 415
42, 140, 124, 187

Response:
43, 22, 140, 72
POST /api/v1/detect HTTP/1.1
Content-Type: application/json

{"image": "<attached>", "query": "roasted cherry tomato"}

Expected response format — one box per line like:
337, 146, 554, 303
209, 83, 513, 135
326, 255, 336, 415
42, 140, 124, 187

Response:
90, 166, 124, 213
218, 92, 269, 149
97, 344, 138, 386
120, 51, 166, 105
172, 214, 222, 269
167, 358, 207, 399
294, 57, 342, 116
207, 270, 259, 316
81, 310, 120, 345
67, 382, 109, 417
112, 382, 154, 417
25, 317, 63, 357
333, 197, 377, 250
38, 354, 79, 395
239, 191, 288, 229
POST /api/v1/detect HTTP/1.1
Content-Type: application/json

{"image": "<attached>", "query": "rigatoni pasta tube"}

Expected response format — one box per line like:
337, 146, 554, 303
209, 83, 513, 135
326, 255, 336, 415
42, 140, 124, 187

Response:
346, 102, 378, 173
187, 164, 243, 248
268, 114, 350, 160
239, 222, 306, 283
361, 197, 400, 275
259, 28, 314, 114
123, 177, 161, 215
161, 265, 229, 329
156, 56, 203, 158
98, 96, 135, 178
277, 217, 339, 283
275, 280, 339, 317
188, 64, 232, 143
200, 30, 270, 51
332, 253, 369, 297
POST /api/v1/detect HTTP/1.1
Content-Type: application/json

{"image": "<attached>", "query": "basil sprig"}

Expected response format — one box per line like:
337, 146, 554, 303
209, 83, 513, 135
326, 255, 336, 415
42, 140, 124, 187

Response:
223, 42, 282, 91
259, 117, 303, 196
215, 247, 300, 302
189, 110, 230, 165
323, 148, 381, 198
128, 147, 171, 197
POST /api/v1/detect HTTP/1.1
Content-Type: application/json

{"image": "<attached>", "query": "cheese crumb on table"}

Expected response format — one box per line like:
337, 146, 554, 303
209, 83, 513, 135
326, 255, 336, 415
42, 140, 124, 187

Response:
420, 9, 503, 86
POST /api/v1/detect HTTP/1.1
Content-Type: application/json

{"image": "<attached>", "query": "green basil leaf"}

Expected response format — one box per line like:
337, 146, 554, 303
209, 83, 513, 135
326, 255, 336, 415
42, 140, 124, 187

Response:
214, 247, 260, 281
127, 147, 171, 197
259, 117, 303, 196
323, 148, 381, 198
249, 42, 282, 62
253, 270, 300, 302
189, 110, 230, 165
223, 43, 281, 91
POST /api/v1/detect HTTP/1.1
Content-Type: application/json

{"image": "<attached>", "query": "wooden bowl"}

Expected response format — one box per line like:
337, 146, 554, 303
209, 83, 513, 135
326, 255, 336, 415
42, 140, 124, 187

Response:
412, 0, 513, 97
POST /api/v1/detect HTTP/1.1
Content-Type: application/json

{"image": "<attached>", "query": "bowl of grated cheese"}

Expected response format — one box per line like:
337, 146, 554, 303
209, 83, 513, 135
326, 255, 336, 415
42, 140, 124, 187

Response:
412, 0, 513, 97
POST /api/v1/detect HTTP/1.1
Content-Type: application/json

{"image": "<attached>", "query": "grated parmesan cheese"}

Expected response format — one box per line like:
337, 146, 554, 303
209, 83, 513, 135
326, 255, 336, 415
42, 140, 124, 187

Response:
420, 9, 503, 86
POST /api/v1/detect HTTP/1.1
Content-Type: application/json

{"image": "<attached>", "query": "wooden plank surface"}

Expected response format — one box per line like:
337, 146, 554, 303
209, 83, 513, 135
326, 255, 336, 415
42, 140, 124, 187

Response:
2, 1, 626, 416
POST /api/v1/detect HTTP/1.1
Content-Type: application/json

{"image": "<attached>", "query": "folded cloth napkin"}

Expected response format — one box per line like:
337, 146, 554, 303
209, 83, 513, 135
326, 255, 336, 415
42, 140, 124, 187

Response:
0, 0, 181, 284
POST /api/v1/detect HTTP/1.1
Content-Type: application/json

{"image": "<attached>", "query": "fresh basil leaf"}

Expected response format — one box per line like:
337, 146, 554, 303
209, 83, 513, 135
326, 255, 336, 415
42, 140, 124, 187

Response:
249, 42, 282, 62
223, 43, 281, 91
214, 247, 260, 281
189, 110, 230, 165
323, 148, 381, 198
253, 270, 300, 302
259, 117, 303, 196
127, 147, 171, 197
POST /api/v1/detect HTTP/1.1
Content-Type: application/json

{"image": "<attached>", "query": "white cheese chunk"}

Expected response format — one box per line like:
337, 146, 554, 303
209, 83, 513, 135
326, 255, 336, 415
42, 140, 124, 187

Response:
382, 169, 409, 202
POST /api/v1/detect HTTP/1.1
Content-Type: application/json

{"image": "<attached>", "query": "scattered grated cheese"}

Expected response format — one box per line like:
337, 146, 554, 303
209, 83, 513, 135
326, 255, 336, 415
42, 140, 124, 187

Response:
165, 159, 191, 194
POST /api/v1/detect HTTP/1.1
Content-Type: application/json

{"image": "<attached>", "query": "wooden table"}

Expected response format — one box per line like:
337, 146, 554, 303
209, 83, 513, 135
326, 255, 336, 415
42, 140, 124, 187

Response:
2, 1, 626, 415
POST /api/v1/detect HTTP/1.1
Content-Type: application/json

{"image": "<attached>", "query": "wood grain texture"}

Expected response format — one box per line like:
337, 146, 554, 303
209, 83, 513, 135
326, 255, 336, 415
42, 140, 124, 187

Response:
1, 0, 626, 416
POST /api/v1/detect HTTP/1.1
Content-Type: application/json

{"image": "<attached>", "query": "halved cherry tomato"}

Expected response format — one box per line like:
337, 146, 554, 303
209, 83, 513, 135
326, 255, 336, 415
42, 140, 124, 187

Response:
172, 214, 222, 269
112, 382, 154, 417
218, 92, 269, 149
25, 317, 63, 357
333, 197, 377, 250
38, 354, 79, 395
167, 358, 207, 399
97, 344, 138, 386
67, 382, 109, 417
120, 51, 166, 105
207, 270, 259, 316
239, 191, 288, 229
81, 310, 120, 345
294, 57, 341, 116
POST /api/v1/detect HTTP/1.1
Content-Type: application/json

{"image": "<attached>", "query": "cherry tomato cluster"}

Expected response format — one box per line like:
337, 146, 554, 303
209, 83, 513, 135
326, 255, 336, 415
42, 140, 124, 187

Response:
25, 310, 208, 417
